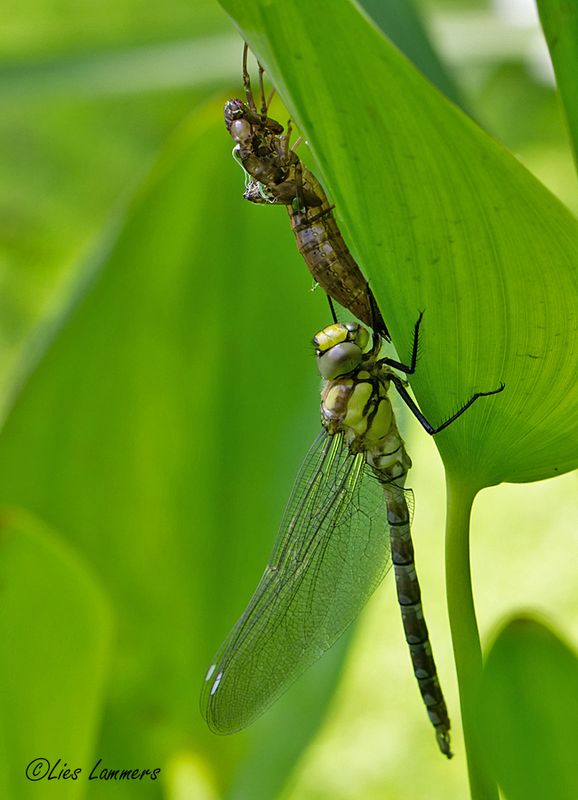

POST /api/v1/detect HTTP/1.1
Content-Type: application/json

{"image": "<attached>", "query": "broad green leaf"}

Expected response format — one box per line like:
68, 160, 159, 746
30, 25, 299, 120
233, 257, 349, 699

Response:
0, 508, 112, 800
358, 0, 464, 108
0, 0, 226, 61
0, 104, 349, 799
537, 0, 578, 168
219, 0, 578, 488
0, 36, 238, 99
478, 617, 578, 800
0, 1, 234, 414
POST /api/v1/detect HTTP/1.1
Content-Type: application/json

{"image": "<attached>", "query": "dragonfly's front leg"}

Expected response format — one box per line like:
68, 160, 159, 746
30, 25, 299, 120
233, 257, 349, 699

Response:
390, 374, 505, 435
377, 310, 503, 432
378, 311, 424, 374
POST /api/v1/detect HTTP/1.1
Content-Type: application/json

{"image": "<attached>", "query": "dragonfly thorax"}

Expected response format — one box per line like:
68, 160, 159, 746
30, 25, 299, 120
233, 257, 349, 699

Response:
314, 323, 411, 477
320, 374, 394, 452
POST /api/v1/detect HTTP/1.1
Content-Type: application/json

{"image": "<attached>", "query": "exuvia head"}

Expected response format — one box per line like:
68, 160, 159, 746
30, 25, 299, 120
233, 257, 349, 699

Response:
224, 98, 246, 125
224, 99, 253, 145
314, 322, 370, 380
224, 98, 284, 136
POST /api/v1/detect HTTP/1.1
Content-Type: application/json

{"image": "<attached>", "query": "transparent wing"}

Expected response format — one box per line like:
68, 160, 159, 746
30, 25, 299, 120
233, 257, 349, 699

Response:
201, 430, 393, 734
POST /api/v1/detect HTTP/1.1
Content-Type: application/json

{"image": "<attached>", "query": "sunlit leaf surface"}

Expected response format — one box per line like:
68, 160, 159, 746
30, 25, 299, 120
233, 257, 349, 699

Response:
358, 0, 464, 107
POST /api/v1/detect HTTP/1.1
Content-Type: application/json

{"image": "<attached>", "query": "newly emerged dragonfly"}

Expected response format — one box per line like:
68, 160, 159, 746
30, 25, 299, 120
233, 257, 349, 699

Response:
201, 314, 504, 757
224, 45, 390, 340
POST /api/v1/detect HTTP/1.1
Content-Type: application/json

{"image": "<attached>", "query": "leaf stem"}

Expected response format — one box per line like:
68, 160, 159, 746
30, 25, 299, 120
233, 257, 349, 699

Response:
445, 475, 498, 800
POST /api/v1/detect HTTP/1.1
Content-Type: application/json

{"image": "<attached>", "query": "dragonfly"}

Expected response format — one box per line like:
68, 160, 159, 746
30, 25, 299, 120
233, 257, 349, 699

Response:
224, 44, 390, 340
201, 312, 505, 757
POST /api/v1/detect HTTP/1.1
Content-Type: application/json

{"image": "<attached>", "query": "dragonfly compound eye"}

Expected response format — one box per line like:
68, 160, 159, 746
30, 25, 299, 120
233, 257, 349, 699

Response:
317, 342, 363, 380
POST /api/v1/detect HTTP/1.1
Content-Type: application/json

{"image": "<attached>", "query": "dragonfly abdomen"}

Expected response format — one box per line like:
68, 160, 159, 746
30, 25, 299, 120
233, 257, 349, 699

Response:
367, 436, 412, 480
385, 482, 452, 758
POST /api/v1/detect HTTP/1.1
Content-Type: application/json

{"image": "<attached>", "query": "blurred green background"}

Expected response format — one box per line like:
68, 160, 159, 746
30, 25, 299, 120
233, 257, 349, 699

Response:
0, 1, 576, 799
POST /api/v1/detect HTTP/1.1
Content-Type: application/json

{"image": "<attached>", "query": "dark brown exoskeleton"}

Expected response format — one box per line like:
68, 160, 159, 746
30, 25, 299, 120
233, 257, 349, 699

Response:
225, 45, 390, 340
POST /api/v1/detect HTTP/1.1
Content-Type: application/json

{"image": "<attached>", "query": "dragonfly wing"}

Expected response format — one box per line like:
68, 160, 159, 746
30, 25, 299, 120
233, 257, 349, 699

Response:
201, 430, 392, 734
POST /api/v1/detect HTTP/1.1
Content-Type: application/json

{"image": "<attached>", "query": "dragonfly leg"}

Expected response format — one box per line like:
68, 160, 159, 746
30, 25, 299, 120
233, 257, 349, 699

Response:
266, 87, 276, 111
390, 375, 505, 435
301, 206, 336, 223
258, 60, 268, 120
358, 328, 383, 364
378, 311, 424, 374
326, 294, 339, 324
292, 135, 303, 151
242, 43, 258, 113
280, 120, 293, 163
363, 284, 392, 345
293, 158, 306, 212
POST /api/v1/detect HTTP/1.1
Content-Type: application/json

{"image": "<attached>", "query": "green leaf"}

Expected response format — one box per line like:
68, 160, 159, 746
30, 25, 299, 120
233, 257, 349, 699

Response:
0, 0, 227, 61
0, 104, 348, 799
219, 0, 578, 488
0, 36, 238, 99
0, 2, 235, 412
478, 617, 578, 800
537, 0, 578, 167
0, 507, 113, 800
358, 0, 464, 108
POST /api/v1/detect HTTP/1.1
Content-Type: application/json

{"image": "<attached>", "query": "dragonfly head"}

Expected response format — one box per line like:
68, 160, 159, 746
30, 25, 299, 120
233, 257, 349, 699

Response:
314, 323, 370, 380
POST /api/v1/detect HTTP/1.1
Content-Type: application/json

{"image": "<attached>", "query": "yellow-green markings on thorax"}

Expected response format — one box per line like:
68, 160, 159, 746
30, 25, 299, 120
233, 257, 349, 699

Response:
314, 322, 406, 477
